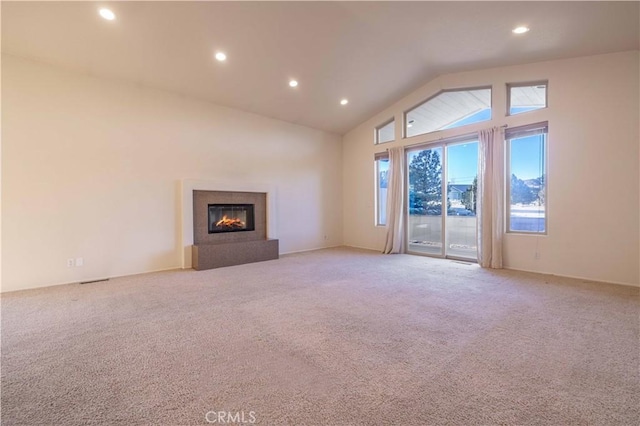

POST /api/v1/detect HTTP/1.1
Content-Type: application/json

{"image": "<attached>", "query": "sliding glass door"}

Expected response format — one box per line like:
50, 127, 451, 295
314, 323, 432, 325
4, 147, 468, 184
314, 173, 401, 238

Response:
407, 147, 444, 255
407, 140, 478, 260
445, 142, 478, 259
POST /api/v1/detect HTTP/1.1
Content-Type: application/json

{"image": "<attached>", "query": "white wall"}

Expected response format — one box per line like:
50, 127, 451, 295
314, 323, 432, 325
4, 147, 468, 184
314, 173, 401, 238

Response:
1, 55, 343, 292
343, 51, 639, 286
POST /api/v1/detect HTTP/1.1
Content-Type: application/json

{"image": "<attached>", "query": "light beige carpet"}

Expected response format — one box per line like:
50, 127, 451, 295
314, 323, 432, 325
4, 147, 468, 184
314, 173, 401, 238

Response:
1, 247, 638, 425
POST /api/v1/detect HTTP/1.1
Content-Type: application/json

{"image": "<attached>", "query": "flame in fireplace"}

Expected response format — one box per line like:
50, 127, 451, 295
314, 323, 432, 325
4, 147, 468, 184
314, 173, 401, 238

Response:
215, 215, 245, 229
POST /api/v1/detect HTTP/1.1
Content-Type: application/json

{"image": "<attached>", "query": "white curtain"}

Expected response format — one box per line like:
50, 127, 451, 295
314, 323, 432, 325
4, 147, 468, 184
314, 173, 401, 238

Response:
383, 147, 405, 254
477, 127, 504, 268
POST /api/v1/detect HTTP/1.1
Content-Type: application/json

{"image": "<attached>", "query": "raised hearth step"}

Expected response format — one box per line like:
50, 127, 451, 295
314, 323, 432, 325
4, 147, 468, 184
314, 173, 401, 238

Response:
192, 239, 279, 270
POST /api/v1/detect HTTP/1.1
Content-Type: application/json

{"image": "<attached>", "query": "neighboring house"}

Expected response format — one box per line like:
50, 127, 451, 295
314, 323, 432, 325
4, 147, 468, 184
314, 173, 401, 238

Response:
448, 184, 471, 202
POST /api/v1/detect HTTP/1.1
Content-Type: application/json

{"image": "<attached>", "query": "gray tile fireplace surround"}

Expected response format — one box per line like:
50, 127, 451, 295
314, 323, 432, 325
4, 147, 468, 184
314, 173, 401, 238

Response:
192, 190, 278, 270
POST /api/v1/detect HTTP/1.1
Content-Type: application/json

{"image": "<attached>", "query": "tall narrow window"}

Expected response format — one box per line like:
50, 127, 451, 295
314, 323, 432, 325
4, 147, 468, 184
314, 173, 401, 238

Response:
376, 119, 395, 144
506, 123, 548, 233
508, 81, 547, 115
375, 154, 389, 226
405, 87, 491, 138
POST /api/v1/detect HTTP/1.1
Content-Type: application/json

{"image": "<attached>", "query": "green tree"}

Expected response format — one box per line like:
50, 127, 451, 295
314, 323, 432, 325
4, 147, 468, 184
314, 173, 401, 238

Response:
537, 174, 546, 206
463, 176, 477, 213
510, 174, 536, 204
379, 169, 388, 189
409, 150, 442, 213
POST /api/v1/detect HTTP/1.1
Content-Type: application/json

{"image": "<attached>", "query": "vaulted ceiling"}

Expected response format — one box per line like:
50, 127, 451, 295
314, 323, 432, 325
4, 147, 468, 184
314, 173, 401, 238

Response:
2, 1, 638, 135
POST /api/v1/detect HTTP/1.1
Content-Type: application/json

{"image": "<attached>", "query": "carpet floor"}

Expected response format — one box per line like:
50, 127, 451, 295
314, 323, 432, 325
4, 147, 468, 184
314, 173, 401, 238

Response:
1, 247, 638, 425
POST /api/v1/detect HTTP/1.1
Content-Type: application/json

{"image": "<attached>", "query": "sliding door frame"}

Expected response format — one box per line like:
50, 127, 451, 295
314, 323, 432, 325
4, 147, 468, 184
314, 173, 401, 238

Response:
405, 132, 479, 261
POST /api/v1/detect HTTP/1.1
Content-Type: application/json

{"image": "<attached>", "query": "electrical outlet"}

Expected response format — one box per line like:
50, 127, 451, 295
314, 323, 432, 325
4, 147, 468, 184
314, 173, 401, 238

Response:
67, 258, 75, 267
75, 257, 84, 267
534, 252, 540, 260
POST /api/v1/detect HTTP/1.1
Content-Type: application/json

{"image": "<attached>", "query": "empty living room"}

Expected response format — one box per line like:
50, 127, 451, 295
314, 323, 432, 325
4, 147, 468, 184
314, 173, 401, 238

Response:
1, 2, 638, 425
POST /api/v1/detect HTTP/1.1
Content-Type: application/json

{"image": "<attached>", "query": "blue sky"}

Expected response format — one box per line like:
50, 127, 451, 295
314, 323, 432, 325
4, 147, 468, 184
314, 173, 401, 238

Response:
510, 135, 545, 180
443, 109, 545, 183
446, 135, 545, 183
442, 109, 483, 185
447, 143, 477, 185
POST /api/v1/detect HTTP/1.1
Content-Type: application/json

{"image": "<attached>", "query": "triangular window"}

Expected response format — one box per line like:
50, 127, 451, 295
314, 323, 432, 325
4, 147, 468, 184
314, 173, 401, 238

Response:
405, 87, 491, 138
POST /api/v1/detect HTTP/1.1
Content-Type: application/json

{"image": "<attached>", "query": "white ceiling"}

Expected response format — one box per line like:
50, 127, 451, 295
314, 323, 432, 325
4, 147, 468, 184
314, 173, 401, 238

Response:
2, 1, 638, 135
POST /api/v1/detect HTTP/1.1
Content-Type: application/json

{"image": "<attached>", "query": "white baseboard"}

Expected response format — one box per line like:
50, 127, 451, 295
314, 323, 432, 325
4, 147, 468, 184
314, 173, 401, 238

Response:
280, 244, 344, 256
1, 266, 182, 294
502, 266, 639, 288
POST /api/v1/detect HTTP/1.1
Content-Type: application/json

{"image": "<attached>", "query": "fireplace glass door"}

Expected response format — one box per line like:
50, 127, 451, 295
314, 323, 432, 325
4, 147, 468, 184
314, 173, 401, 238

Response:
208, 204, 255, 233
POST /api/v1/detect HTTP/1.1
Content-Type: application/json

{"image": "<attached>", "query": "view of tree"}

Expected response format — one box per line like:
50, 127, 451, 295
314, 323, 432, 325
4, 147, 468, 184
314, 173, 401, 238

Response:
409, 150, 442, 214
409, 192, 424, 210
510, 174, 537, 204
537, 175, 546, 205
463, 176, 477, 213
379, 169, 388, 189
524, 175, 546, 206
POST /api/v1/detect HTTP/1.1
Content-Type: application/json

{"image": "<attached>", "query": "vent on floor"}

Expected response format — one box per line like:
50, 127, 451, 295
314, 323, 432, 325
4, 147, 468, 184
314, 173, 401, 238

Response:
451, 260, 473, 266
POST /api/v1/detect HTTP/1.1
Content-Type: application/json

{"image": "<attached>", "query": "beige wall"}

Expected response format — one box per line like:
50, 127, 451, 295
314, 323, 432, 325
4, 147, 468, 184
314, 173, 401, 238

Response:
1, 55, 343, 292
343, 51, 639, 286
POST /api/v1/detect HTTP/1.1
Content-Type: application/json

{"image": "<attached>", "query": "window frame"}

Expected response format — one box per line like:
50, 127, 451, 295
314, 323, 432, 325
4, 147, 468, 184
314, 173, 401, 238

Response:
403, 85, 492, 139
505, 122, 549, 235
375, 118, 396, 145
506, 80, 548, 117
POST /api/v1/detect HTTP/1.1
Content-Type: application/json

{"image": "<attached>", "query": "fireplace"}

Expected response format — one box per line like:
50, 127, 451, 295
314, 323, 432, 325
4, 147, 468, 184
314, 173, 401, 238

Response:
208, 204, 255, 233
192, 190, 278, 270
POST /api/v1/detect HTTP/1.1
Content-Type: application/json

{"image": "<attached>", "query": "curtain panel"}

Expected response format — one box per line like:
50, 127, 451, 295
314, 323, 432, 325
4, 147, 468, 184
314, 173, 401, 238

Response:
477, 127, 504, 268
383, 147, 406, 254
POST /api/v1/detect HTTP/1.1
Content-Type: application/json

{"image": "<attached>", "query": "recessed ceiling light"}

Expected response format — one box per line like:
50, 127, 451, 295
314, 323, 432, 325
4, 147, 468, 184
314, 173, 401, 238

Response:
99, 8, 116, 21
215, 52, 227, 62
340, 99, 349, 106
512, 26, 530, 34
289, 80, 298, 88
